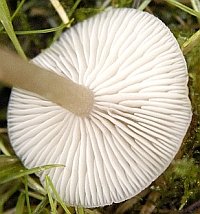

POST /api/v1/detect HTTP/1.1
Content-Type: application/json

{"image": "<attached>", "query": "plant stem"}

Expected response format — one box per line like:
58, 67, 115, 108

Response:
50, 0, 70, 25
138, 0, 152, 11
0, 48, 94, 117
182, 29, 200, 55
165, 0, 200, 19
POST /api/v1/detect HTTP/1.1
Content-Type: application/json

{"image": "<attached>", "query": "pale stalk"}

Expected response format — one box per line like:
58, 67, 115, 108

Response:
0, 48, 94, 116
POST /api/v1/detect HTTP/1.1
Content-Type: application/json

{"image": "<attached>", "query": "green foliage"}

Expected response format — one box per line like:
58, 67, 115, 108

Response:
0, 0, 26, 59
16, 192, 25, 214
45, 175, 71, 214
186, 36, 200, 124
74, 8, 103, 22
161, 158, 200, 211
112, 0, 133, 8
0, 0, 200, 213
165, 0, 200, 19
175, 158, 200, 210
0, 155, 64, 184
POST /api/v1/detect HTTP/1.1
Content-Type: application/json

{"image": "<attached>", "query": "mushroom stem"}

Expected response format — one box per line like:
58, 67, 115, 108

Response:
0, 48, 94, 116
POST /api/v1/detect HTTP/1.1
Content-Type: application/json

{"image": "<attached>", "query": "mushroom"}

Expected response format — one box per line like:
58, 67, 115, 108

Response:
5, 8, 192, 207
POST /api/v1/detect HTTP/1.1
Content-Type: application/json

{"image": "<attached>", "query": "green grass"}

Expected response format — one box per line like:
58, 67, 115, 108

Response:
0, 0, 200, 213
0, 0, 26, 59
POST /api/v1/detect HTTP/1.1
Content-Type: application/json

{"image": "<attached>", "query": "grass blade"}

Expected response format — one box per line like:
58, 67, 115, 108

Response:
45, 175, 71, 214
27, 176, 46, 196
12, 22, 71, 35
0, 138, 11, 156
191, 0, 200, 11
45, 176, 57, 214
0, 181, 20, 212
68, 0, 82, 17
0, 155, 64, 184
165, 0, 200, 18
25, 175, 32, 214
16, 192, 25, 214
0, 0, 26, 59
182, 29, 200, 55
32, 196, 49, 214
76, 207, 85, 214
138, 0, 152, 10
11, 0, 26, 20
50, 0, 70, 24
21, 190, 45, 200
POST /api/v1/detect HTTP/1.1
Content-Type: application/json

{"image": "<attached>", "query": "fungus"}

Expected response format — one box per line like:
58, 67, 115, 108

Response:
6, 8, 191, 207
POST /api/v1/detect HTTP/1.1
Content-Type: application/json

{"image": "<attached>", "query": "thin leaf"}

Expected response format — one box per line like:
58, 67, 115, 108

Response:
16, 192, 25, 214
0, 138, 11, 156
191, 0, 200, 23
21, 190, 45, 200
0, 155, 19, 166
32, 196, 49, 214
191, 0, 200, 11
50, 0, 70, 25
0, 0, 26, 59
11, 0, 26, 20
27, 175, 46, 196
45, 175, 71, 214
182, 29, 200, 55
165, 0, 200, 18
0, 181, 20, 211
1, 20, 73, 36
45, 176, 57, 214
13, 23, 70, 34
68, 0, 82, 17
25, 175, 32, 214
132, 0, 142, 8
76, 207, 84, 214
138, 0, 152, 10
0, 155, 64, 184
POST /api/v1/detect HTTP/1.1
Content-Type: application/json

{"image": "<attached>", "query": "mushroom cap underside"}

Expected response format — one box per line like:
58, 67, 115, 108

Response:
8, 8, 192, 207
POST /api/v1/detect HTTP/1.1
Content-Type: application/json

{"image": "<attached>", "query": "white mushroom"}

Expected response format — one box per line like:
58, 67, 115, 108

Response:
7, 8, 192, 207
